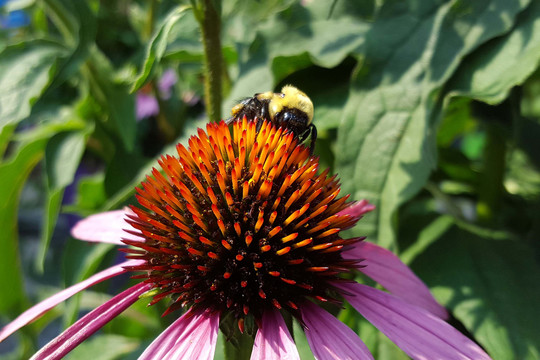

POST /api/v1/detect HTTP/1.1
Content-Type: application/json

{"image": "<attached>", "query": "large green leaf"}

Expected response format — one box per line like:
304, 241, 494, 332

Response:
447, 1, 540, 104
36, 129, 89, 271
0, 140, 45, 313
84, 47, 137, 151
0, 40, 67, 132
336, 0, 531, 249
222, 2, 368, 117
410, 222, 540, 360
131, 5, 191, 92
43, 0, 97, 90
261, 15, 368, 69
0, 119, 87, 313
66, 334, 139, 360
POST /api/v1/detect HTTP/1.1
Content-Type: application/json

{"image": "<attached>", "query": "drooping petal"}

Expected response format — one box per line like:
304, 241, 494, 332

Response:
160, 310, 219, 360
339, 283, 492, 360
0, 259, 144, 343
138, 309, 217, 360
71, 209, 142, 245
300, 302, 373, 360
337, 200, 375, 218
31, 282, 152, 360
344, 241, 448, 319
251, 309, 300, 360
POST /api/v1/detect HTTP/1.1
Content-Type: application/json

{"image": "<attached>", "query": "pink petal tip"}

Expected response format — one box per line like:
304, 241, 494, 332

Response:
251, 309, 300, 360
340, 283, 492, 360
344, 241, 448, 319
71, 209, 143, 245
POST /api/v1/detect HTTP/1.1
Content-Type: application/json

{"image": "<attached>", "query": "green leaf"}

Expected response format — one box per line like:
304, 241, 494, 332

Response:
131, 5, 191, 92
263, 17, 368, 69
62, 240, 115, 327
410, 222, 540, 360
336, 0, 530, 249
292, 320, 314, 360
65, 173, 107, 215
223, 2, 368, 117
447, 1, 540, 105
0, 40, 67, 132
521, 69, 540, 118
0, 123, 16, 158
0, 119, 87, 313
0, 139, 47, 313
66, 334, 139, 360
84, 47, 137, 151
44, 0, 97, 90
36, 129, 89, 272
45, 130, 88, 191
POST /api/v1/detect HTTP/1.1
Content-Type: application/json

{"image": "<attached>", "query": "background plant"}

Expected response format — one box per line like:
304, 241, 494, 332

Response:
1, 0, 539, 359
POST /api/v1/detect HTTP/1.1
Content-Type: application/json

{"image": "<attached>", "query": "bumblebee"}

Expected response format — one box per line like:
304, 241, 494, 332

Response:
227, 85, 317, 153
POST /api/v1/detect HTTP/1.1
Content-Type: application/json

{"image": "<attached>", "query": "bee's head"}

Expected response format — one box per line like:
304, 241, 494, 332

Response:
268, 85, 314, 125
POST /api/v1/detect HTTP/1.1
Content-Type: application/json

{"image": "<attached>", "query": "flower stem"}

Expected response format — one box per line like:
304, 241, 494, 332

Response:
224, 333, 254, 360
474, 97, 512, 224
145, 0, 158, 41
477, 123, 506, 223
193, 0, 223, 122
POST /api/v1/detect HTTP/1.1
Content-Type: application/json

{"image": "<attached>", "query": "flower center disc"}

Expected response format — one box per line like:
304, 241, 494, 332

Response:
124, 118, 361, 325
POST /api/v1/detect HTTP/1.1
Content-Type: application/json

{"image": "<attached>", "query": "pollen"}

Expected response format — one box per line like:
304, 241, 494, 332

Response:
123, 118, 362, 326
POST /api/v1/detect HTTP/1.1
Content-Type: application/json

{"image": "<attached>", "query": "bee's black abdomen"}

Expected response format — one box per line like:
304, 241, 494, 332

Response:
226, 86, 317, 153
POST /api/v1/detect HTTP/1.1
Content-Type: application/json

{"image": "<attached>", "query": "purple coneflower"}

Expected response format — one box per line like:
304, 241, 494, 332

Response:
136, 69, 178, 120
0, 119, 491, 359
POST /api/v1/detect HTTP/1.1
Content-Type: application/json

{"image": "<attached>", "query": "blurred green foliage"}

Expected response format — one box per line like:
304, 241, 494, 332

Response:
1, 0, 540, 359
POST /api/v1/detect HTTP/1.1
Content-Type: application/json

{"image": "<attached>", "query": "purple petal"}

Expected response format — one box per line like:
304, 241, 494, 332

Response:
337, 200, 375, 217
158, 69, 178, 99
71, 209, 142, 245
31, 282, 152, 360
251, 309, 300, 360
0, 259, 144, 343
159, 310, 219, 360
339, 283, 492, 360
138, 309, 215, 360
344, 241, 448, 319
300, 302, 373, 360
136, 93, 160, 120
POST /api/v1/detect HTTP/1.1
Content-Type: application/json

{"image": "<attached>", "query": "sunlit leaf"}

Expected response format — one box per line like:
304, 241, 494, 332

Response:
410, 222, 540, 360
36, 129, 90, 272
0, 40, 66, 132
66, 334, 139, 360
447, 1, 540, 104
336, 0, 530, 249
131, 5, 191, 92
0, 140, 45, 313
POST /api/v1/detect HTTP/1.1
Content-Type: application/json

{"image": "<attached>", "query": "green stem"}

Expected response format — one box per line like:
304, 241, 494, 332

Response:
152, 82, 176, 143
195, 0, 223, 122
224, 333, 254, 360
42, 0, 77, 43
145, 0, 158, 41
477, 123, 506, 223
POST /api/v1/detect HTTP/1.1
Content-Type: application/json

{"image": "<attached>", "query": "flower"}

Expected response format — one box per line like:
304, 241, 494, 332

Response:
136, 69, 178, 120
0, 0, 29, 29
0, 119, 491, 359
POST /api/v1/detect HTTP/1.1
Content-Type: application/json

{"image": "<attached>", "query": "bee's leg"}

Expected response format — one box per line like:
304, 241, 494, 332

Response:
308, 123, 317, 155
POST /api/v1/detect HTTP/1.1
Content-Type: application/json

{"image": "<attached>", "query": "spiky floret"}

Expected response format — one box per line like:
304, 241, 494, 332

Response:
122, 118, 362, 329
